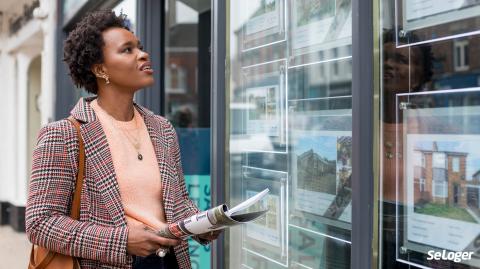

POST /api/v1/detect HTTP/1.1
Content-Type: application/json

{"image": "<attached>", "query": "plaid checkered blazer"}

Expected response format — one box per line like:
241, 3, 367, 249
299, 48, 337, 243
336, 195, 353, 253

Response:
26, 97, 201, 268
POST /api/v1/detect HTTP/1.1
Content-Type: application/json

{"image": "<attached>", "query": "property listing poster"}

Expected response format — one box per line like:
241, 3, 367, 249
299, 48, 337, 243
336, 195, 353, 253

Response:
243, 0, 285, 49
291, 131, 352, 223
245, 0, 280, 36
246, 85, 281, 137
291, 0, 352, 55
405, 0, 480, 21
242, 60, 286, 152
402, 0, 480, 32
245, 190, 282, 247
405, 134, 480, 263
394, 90, 480, 266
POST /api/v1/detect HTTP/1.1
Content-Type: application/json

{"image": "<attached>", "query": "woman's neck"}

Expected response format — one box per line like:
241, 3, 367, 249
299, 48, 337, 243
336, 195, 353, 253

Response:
96, 91, 135, 122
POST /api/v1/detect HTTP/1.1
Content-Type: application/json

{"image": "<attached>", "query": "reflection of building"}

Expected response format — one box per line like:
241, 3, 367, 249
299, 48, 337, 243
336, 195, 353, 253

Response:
297, 149, 336, 194
413, 142, 468, 206
414, 18, 480, 90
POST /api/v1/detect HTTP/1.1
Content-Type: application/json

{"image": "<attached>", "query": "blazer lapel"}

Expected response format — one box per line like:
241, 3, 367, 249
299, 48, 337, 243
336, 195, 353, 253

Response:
71, 97, 127, 226
81, 120, 127, 226
142, 114, 174, 223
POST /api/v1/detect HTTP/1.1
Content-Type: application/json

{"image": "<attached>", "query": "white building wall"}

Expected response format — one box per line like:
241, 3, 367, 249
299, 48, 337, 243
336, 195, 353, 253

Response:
0, 52, 18, 204
15, 53, 32, 206
39, 0, 57, 125
0, 0, 57, 211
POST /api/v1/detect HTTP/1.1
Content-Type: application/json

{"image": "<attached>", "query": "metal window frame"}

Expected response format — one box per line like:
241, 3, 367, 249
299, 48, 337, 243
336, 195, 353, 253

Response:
211, 0, 226, 268
351, 0, 375, 269
135, 0, 164, 115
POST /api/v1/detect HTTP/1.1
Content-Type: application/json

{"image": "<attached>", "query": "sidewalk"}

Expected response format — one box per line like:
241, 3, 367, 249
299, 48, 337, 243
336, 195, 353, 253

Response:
0, 226, 30, 268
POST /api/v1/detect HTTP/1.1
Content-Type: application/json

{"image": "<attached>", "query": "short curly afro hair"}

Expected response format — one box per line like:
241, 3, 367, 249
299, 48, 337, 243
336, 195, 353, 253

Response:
63, 10, 130, 94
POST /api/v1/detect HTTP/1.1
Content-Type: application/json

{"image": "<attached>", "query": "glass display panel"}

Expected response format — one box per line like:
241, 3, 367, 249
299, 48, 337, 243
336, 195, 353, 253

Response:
395, 0, 480, 46
164, 0, 211, 129
227, 0, 352, 268
163, 1, 212, 268
395, 90, 480, 268
380, 0, 480, 267
241, 167, 288, 267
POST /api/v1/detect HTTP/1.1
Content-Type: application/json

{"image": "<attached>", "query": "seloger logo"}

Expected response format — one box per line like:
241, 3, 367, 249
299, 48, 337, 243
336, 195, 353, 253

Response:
427, 250, 474, 263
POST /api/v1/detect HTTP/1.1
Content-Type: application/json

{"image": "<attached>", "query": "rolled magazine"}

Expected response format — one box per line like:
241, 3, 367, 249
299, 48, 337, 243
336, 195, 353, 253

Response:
156, 188, 269, 240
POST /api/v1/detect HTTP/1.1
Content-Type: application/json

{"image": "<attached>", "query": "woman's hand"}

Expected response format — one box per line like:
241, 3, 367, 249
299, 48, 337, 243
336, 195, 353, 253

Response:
198, 230, 222, 241
127, 225, 181, 257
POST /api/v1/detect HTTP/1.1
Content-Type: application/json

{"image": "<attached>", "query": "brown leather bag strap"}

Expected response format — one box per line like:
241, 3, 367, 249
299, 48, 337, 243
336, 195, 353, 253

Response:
29, 245, 57, 269
67, 116, 85, 220
29, 117, 84, 269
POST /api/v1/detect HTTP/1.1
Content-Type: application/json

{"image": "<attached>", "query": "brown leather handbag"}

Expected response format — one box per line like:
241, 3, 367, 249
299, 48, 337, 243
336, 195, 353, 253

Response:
28, 116, 84, 269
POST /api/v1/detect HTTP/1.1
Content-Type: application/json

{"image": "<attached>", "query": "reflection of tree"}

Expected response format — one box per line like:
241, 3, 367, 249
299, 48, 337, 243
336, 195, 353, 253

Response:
324, 174, 352, 219
338, 167, 352, 189
264, 0, 276, 12
252, 0, 277, 18
337, 136, 352, 166
296, 0, 335, 27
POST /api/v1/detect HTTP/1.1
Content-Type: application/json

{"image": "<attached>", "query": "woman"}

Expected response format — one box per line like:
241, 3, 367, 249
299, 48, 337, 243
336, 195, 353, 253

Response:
26, 10, 218, 269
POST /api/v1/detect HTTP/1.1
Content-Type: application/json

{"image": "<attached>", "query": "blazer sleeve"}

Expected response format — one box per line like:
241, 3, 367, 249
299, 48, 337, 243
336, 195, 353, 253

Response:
25, 121, 129, 265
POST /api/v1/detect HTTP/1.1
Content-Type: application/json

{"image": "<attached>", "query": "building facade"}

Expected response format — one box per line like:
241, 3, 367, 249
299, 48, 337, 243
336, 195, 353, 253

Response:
0, 0, 56, 231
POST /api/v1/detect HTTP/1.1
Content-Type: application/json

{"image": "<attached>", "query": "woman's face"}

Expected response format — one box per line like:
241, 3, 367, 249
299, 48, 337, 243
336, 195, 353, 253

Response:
383, 42, 424, 94
98, 27, 154, 91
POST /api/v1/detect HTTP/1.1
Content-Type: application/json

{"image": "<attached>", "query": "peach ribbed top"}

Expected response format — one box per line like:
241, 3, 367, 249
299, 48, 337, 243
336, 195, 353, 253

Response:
90, 99, 167, 230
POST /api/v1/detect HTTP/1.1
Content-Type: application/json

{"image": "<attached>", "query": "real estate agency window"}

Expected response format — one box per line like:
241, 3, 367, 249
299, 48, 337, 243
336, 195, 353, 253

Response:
225, 0, 353, 268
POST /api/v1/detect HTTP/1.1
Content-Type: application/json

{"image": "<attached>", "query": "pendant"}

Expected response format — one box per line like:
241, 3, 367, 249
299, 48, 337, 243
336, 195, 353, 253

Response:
138, 153, 143, 161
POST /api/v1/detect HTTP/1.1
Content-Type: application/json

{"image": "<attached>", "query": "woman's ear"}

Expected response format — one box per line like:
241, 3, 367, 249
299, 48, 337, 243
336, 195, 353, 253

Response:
91, 64, 107, 78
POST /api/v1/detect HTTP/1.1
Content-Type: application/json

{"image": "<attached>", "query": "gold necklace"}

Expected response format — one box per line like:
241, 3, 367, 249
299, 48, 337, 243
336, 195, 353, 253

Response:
112, 111, 143, 161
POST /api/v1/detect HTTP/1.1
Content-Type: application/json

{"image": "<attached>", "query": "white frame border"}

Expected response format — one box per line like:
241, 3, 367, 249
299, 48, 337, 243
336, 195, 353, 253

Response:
394, 87, 480, 268
394, 0, 480, 48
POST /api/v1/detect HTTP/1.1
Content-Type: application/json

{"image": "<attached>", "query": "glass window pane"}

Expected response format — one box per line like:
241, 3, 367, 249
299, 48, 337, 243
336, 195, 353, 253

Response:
113, 0, 137, 31
226, 0, 352, 268
379, 0, 480, 267
452, 157, 460, 173
164, 1, 212, 267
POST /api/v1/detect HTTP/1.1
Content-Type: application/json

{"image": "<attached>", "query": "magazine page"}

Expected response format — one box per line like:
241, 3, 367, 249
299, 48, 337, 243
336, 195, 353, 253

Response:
155, 188, 270, 240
